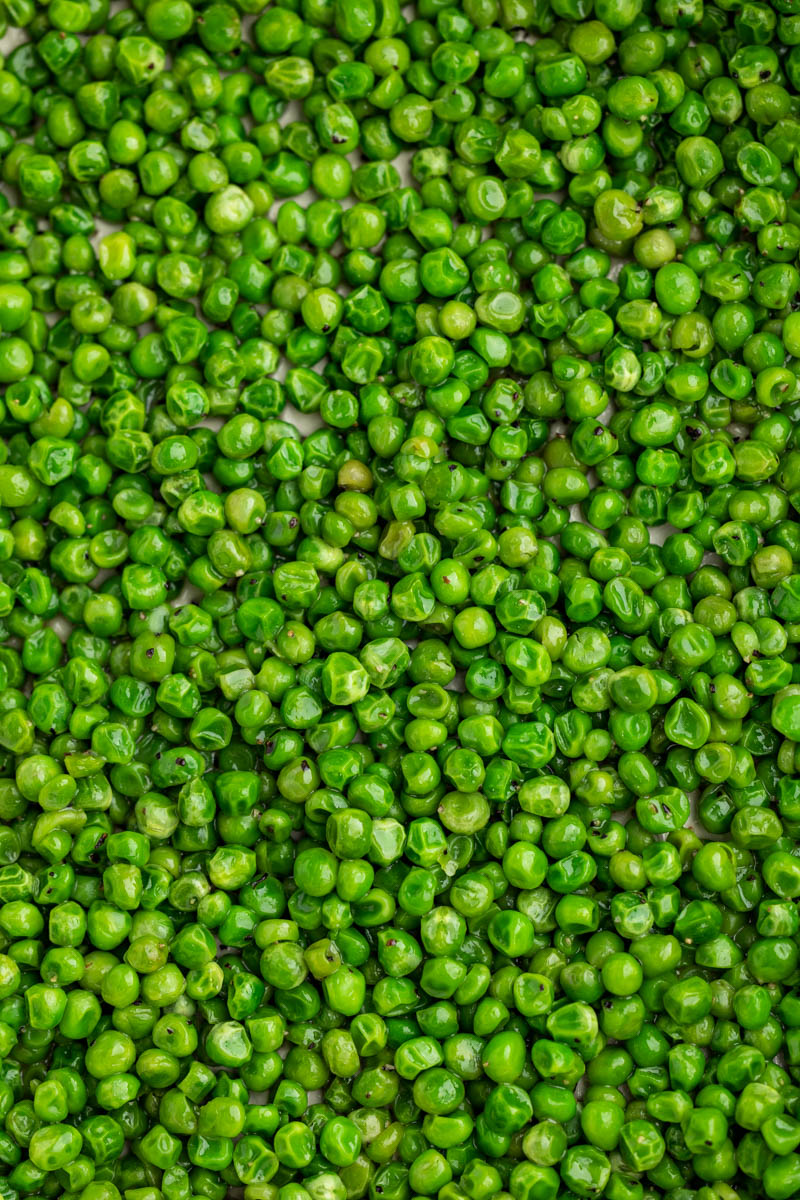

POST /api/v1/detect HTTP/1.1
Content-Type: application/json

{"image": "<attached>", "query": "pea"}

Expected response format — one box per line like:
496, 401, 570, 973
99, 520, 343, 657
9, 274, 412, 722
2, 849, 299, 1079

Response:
0, 0, 800, 1196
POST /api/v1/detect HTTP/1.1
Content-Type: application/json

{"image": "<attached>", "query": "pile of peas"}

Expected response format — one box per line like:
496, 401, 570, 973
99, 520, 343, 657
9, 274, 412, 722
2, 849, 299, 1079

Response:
6, 0, 800, 1197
